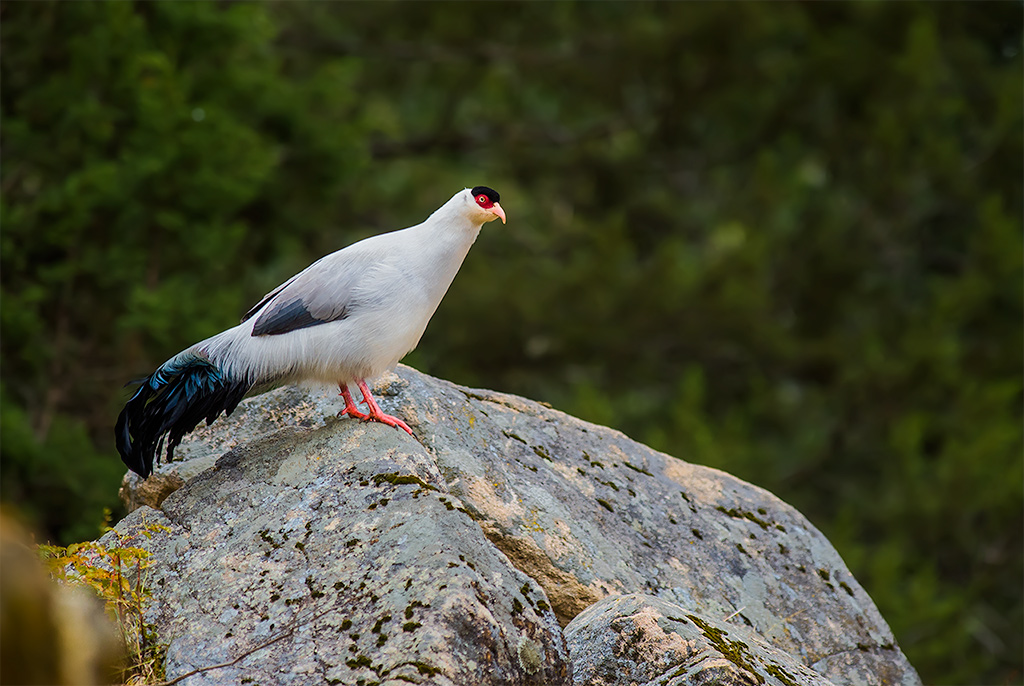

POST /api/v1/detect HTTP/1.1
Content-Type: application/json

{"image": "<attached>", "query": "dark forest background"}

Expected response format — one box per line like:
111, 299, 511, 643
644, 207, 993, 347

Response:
2, 2, 1021, 683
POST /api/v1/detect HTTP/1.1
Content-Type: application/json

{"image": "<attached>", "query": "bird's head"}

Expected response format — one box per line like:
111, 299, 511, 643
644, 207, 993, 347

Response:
464, 186, 506, 225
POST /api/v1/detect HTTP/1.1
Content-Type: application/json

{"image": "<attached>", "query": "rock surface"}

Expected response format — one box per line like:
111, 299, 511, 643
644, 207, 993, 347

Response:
112, 365, 921, 686
565, 594, 833, 686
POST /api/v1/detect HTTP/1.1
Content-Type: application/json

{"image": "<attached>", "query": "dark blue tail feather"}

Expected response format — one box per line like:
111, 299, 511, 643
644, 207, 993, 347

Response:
115, 355, 252, 477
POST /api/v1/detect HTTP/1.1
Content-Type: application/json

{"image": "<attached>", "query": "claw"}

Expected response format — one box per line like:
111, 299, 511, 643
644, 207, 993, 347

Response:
357, 380, 414, 435
337, 385, 369, 420
337, 380, 414, 436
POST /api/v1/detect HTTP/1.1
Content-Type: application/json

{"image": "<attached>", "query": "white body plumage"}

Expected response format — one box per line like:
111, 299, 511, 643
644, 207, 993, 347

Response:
182, 188, 497, 387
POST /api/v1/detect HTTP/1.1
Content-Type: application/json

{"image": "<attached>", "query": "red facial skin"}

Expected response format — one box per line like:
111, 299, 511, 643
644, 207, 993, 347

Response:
475, 194, 506, 223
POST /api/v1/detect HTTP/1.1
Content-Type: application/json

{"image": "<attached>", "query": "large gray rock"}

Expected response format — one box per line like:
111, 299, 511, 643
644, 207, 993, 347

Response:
113, 365, 920, 686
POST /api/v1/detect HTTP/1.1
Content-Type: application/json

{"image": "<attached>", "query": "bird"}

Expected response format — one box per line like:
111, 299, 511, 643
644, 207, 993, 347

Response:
115, 186, 506, 478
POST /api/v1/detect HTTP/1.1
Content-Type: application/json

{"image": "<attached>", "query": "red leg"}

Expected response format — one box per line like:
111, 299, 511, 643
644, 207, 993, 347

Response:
337, 384, 370, 420
356, 379, 414, 435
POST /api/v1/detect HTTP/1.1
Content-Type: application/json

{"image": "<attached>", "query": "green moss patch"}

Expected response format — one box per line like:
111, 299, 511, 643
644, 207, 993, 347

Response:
715, 505, 773, 531
371, 472, 438, 492
686, 614, 764, 684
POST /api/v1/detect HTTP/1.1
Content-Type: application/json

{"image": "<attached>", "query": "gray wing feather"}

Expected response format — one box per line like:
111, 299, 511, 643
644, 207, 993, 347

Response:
246, 243, 388, 337
241, 272, 303, 324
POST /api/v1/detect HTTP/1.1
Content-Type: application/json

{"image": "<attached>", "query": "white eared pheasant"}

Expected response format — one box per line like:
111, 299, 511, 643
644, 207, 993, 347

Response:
116, 187, 506, 477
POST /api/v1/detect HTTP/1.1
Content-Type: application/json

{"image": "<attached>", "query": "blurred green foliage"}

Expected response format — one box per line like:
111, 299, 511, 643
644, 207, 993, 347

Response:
1, 2, 1020, 683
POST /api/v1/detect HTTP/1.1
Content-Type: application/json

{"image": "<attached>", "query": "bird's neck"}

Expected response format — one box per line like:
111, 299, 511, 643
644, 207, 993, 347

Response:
411, 209, 484, 304
422, 202, 484, 252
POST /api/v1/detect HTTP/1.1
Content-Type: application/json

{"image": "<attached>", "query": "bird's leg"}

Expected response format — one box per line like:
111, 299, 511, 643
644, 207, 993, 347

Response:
356, 379, 414, 436
337, 384, 370, 420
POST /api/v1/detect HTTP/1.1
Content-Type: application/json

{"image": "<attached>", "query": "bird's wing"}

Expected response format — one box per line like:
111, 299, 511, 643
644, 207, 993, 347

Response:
244, 241, 392, 337
240, 271, 305, 324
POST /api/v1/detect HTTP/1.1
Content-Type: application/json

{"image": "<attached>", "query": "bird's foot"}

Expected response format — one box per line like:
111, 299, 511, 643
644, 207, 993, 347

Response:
357, 380, 415, 436
338, 385, 370, 421
338, 405, 371, 421
366, 408, 414, 435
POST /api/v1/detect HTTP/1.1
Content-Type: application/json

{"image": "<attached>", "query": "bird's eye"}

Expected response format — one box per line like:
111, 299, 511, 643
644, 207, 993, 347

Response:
476, 195, 488, 205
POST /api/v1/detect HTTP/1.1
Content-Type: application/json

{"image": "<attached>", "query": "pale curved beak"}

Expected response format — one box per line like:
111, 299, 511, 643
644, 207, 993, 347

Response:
491, 202, 507, 224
